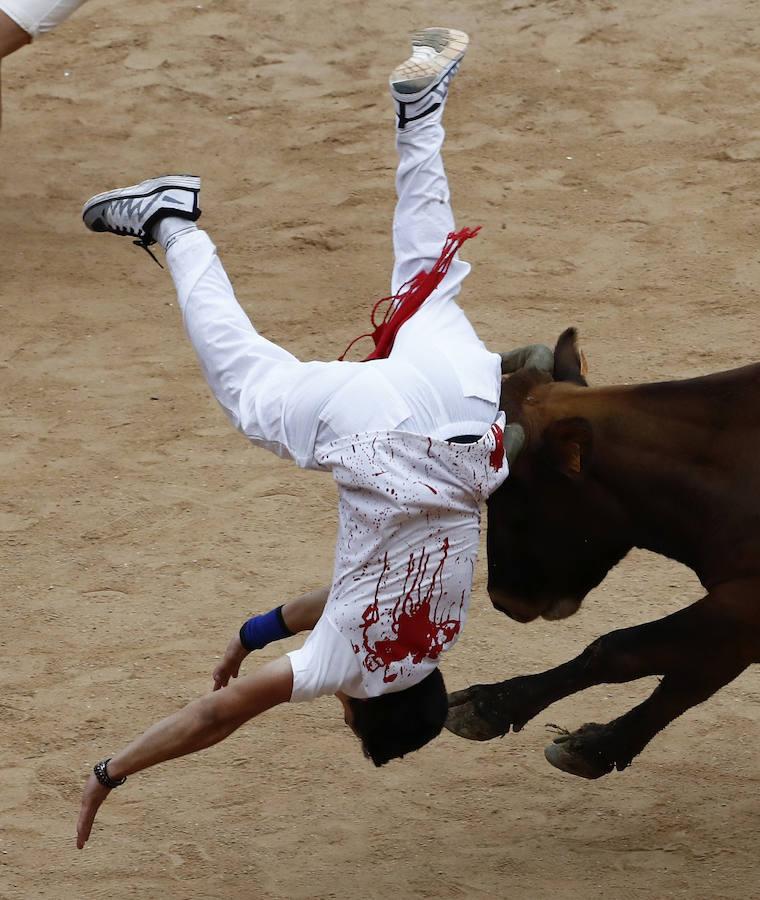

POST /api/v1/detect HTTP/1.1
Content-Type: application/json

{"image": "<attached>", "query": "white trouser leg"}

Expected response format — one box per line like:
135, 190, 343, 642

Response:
390, 119, 467, 297
388, 119, 501, 412
166, 229, 357, 468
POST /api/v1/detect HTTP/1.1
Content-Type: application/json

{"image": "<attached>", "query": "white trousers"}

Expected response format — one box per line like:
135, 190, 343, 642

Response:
0, 0, 86, 37
167, 118, 501, 470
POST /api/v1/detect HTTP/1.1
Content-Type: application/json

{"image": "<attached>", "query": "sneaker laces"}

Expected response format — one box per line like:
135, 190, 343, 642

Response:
133, 237, 164, 268
104, 199, 165, 267
107, 224, 162, 267
108, 226, 163, 267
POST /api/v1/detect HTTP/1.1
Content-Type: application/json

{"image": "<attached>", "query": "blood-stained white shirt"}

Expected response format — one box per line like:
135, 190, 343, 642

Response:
288, 414, 510, 701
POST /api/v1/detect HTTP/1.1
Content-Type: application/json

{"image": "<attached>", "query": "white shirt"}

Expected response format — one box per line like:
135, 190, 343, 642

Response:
288, 415, 510, 701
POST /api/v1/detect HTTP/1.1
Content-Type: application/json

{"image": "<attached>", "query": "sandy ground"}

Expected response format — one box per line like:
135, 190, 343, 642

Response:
2, 0, 760, 897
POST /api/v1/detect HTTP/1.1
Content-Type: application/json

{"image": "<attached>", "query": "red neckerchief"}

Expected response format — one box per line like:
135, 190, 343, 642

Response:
340, 226, 481, 361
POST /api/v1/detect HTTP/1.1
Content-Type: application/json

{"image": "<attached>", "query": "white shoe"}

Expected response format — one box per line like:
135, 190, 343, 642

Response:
390, 28, 469, 130
82, 175, 201, 252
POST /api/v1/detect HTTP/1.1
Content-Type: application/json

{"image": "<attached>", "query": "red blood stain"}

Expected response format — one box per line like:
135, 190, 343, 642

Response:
489, 423, 505, 471
360, 539, 461, 683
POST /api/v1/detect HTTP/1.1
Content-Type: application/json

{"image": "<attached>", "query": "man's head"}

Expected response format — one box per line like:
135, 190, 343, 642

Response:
337, 668, 448, 766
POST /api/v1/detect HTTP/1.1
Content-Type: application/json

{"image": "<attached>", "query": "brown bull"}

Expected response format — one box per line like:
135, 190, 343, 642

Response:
446, 329, 760, 778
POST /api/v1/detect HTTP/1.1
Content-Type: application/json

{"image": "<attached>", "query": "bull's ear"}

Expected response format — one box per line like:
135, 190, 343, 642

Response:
542, 417, 592, 477
554, 328, 588, 386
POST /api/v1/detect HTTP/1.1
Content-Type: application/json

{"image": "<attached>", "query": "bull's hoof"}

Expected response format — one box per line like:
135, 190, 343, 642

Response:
446, 678, 545, 742
445, 685, 505, 742
544, 725, 616, 779
445, 701, 500, 741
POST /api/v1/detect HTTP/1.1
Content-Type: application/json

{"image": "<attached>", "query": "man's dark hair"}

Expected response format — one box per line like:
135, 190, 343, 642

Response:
347, 668, 448, 767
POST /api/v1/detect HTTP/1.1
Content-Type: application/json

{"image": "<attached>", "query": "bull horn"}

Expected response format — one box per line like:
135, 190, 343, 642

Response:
500, 344, 554, 375
504, 422, 525, 467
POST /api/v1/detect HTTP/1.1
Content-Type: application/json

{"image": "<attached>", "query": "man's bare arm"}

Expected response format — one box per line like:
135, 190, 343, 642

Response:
76, 656, 293, 849
213, 585, 330, 690
281, 585, 330, 632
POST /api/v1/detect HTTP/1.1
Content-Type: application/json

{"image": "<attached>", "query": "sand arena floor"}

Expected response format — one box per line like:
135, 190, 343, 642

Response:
2, 0, 759, 897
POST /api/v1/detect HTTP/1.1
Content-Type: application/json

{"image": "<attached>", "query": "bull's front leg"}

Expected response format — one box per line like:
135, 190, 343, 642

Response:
446, 593, 754, 745
445, 649, 603, 741
445, 613, 689, 742
545, 662, 746, 778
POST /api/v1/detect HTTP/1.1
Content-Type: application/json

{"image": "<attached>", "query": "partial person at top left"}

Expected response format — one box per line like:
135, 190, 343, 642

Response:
0, 0, 88, 127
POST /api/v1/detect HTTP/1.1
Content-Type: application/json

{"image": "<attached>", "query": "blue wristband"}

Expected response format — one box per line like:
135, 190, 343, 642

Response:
239, 605, 293, 652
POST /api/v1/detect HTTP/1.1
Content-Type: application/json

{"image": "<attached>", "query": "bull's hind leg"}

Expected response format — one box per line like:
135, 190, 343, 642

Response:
446, 592, 756, 745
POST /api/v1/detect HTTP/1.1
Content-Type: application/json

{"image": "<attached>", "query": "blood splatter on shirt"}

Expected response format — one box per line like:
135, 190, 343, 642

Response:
360, 540, 461, 683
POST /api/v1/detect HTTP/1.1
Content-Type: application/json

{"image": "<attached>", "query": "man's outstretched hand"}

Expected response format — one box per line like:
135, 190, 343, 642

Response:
76, 773, 111, 849
212, 634, 249, 690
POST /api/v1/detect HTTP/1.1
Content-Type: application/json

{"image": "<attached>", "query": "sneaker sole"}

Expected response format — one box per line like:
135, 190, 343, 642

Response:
82, 174, 200, 230
390, 27, 469, 102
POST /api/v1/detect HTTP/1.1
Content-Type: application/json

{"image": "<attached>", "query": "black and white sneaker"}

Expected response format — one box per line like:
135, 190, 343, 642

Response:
82, 175, 201, 258
390, 28, 469, 130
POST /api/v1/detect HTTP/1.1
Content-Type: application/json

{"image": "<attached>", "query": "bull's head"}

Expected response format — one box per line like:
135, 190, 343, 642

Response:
487, 328, 632, 623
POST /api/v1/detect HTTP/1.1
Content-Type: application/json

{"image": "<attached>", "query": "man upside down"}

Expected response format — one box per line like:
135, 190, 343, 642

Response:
76, 26, 522, 848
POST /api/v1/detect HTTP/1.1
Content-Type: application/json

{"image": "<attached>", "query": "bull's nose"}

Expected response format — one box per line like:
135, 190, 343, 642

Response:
488, 587, 541, 623
540, 597, 582, 621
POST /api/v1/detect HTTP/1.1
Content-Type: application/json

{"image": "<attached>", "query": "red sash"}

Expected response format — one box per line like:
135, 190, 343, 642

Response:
340, 226, 481, 361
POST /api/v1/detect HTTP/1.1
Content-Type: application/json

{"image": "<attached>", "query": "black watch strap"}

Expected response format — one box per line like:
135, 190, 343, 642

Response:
93, 758, 127, 789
